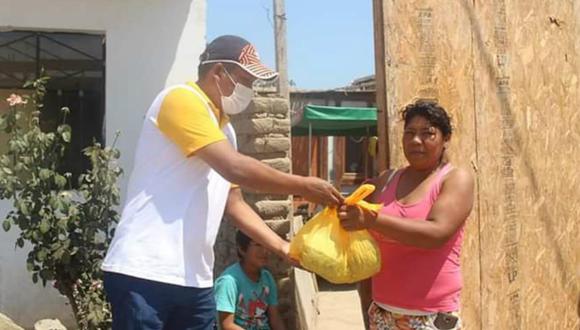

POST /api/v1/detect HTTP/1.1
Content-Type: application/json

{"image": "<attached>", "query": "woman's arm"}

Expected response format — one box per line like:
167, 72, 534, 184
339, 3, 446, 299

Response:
339, 168, 474, 249
267, 306, 287, 330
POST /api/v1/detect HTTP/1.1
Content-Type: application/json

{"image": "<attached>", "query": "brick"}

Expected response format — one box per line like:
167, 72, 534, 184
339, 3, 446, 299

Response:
250, 97, 289, 114
262, 157, 290, 173
253, 112, 269, 119
255, 200, 292, 218
250, 118, 276, 134
270, 98, 290, 114
252, 151, 289, 160
233, 118, 290, 135
242, 192, 289, 202
266, 133, 287, 138
243, 195, 290, 208
272, 118, 290, 133
265, 219, 290, 237
239, 137, 290, 154
263, 138, 290, 153
232, 118, 270, 134
249, 98, 273, 113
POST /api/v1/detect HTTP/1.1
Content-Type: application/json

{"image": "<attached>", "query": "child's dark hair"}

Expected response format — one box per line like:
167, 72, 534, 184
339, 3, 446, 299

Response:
236, 230, 252, 260
400, 99, 453, 137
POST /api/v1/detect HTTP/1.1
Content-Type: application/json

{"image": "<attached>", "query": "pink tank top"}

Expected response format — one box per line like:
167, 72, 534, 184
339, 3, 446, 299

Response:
371, 163, 464, 312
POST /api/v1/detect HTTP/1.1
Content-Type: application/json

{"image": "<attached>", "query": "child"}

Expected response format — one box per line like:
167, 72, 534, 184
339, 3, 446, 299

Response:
214, 231, 286, 330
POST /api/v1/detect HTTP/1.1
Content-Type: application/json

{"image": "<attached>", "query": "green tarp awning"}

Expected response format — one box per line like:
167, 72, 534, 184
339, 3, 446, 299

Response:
291, 104, 377, 136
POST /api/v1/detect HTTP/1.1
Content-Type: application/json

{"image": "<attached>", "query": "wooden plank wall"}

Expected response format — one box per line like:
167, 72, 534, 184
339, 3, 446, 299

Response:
375, 0, 579, 328
292, 136, 322, 177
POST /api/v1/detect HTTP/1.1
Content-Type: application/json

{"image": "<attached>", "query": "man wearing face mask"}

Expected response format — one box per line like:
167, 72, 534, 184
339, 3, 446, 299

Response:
101, 35, 343, 329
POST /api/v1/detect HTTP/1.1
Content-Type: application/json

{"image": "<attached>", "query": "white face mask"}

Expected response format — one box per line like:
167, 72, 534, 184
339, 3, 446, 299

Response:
217, 69, 254, 115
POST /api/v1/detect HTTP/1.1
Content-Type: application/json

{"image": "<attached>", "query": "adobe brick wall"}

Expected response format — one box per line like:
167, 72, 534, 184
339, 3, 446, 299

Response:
213, 97, 295, 325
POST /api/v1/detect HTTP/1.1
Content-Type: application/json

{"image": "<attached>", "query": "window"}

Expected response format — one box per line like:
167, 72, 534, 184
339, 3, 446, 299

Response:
345, 136, 365, 174
0, 31, 105, 178
340, 135, 373, 186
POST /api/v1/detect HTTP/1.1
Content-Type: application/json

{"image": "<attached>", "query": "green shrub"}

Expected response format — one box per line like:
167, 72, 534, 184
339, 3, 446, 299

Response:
0, 76, 122, 329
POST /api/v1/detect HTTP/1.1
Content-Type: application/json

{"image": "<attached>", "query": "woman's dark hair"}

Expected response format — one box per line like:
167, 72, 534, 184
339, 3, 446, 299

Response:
400, 99, 453, 137
236, 230, 252, 260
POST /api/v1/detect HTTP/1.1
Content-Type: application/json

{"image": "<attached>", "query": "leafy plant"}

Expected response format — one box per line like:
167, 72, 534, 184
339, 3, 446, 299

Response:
0, 76, 122, 329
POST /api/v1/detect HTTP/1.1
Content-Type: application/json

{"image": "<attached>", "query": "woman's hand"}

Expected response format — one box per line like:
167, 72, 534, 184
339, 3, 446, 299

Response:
338, 205, 378, 231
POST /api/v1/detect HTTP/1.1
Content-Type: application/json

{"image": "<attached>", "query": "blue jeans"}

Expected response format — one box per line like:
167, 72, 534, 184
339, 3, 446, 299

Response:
103, 272, 216, 330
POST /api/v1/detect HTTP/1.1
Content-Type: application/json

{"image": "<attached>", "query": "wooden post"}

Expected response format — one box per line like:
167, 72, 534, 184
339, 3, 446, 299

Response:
372, 0, 390, 171
273, 0, 289, 99
308, 123, 312, 176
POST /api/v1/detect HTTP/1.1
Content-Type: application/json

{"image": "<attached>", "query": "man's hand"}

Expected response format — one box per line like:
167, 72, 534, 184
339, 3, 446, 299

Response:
300, 177, 344, 207
198, 141, 346, 202
338, 204, 378, 231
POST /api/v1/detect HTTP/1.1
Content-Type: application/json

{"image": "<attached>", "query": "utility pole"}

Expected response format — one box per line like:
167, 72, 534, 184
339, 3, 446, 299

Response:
273, 0, 289, 99
372, 0, 390, 171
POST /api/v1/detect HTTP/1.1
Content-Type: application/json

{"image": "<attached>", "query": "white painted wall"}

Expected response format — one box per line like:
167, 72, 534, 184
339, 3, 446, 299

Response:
0, 0, 206, 327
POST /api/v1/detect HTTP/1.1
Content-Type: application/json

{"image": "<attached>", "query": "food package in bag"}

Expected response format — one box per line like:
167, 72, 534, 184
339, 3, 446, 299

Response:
289, 184, 382, 283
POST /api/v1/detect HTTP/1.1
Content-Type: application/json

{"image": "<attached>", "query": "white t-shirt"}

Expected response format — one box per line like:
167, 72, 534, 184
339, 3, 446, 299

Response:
102, 83, 236, 288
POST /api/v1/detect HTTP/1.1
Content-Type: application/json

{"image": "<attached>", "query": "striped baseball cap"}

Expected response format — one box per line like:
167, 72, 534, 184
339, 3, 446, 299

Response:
199, 35, 278, 81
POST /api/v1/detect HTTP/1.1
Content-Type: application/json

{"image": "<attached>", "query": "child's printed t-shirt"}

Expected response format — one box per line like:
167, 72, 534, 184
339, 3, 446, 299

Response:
215, 262, 278, 330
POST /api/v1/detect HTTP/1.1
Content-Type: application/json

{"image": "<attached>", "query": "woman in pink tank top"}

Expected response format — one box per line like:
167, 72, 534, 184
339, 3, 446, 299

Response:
339, 100, 474, 330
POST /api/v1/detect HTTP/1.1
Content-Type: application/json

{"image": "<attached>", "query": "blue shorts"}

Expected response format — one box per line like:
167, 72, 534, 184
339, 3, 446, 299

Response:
103, 272, 216, 330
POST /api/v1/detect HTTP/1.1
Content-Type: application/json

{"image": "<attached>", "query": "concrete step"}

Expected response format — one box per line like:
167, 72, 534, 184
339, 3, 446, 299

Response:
315, 289, 365, 330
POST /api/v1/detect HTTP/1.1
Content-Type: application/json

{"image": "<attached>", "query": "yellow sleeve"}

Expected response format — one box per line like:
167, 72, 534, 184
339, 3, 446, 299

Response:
157, 87, 226, 156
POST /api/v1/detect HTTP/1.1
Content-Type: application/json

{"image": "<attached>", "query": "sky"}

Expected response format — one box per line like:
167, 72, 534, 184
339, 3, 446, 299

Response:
207, 0, 375, 90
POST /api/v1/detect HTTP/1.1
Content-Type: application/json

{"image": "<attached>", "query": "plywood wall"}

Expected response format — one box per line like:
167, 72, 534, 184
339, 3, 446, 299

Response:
472, 0, 580, 328
375, 0, 579, 328
379, 0, 482, 327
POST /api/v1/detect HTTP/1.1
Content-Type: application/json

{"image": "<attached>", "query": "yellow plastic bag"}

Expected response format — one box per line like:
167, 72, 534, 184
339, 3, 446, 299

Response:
289, 184, 382, 284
